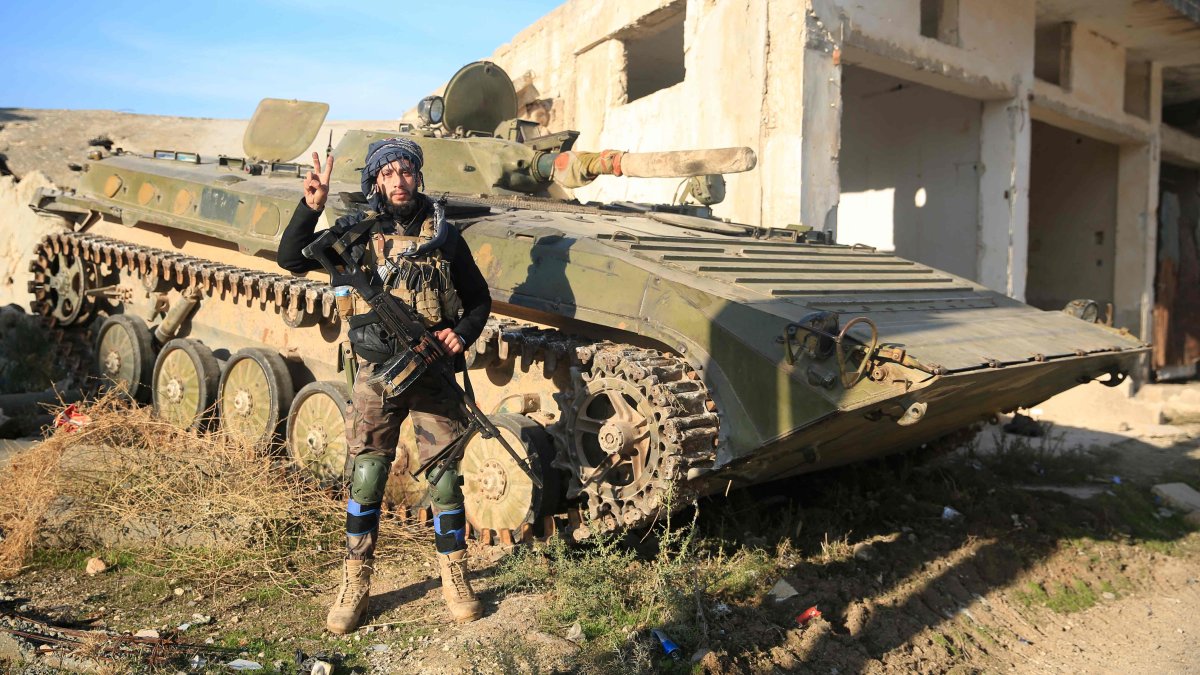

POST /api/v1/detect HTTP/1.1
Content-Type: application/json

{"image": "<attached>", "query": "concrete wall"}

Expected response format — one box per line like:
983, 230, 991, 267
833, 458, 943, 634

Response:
490, 0, 784, 227
1066, 23, 1127, 114
839, 0, 1033, 99
839, 67, 983, 280
1026, 121, 1119, 311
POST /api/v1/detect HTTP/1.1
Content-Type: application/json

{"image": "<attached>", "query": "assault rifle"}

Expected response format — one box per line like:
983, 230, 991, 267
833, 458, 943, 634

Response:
301, 218, 540, 489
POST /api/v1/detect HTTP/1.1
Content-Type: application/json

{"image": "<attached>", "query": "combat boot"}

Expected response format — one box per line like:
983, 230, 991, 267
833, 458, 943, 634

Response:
326, 557, 373, 634
437, 550, 482, 623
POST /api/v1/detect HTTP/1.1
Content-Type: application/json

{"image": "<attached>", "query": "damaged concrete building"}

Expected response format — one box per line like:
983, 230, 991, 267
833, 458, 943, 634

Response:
486, 0, 1200, 384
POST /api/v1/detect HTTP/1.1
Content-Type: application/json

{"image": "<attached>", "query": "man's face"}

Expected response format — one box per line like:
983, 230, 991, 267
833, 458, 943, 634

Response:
375, 159, 419, 207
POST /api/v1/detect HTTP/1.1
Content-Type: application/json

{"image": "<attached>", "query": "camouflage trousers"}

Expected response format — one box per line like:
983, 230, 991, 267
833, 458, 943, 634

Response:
344, 359, 466, 559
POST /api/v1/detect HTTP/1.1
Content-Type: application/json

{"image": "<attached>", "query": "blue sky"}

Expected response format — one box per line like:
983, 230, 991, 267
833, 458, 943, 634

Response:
1, 0, 562, 119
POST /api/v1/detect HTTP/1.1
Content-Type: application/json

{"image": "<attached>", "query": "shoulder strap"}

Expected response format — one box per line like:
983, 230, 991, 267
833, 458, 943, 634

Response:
399, 199, 451, 258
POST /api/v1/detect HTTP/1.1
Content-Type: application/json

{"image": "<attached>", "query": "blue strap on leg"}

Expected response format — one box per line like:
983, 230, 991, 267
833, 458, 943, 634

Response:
346, 498, 381, 536
433, 508, 466, 554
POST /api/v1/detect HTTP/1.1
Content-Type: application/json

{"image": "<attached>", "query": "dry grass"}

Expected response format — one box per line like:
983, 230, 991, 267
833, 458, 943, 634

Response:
0, 420, 65, 576
0, 392, 424, 591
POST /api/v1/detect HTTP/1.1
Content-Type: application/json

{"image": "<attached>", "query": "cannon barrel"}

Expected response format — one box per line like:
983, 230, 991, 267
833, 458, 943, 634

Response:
542, 147, 758, 189
620, 147, 757, 177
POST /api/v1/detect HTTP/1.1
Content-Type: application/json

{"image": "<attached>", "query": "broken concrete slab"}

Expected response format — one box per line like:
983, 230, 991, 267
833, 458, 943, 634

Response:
1133, 424, 1196, 439
1152, 483, 1200, 514
769, 579, 799, 602
1017, 485, 1106, 499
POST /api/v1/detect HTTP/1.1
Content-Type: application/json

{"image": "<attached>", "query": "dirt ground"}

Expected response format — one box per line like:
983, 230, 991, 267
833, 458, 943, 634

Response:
1, 406, 1197, 674
1, 109, 1199, 674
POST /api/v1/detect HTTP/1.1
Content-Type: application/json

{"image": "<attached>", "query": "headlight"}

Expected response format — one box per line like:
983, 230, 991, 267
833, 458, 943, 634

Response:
417, 96, 445, 126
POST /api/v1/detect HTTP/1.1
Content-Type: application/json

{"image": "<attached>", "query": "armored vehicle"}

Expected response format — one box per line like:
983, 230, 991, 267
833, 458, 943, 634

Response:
29, 62, 1146, 542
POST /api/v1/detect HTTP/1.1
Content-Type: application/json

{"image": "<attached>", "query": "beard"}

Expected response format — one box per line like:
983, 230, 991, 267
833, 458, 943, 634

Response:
383, 191, 425, 224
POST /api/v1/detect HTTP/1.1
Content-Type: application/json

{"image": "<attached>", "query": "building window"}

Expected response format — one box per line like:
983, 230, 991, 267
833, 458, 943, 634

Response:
919, 0, 960, 47
1125, 60, 1152, 120
622, 3, 686, 103
1034, 22, 1073, 88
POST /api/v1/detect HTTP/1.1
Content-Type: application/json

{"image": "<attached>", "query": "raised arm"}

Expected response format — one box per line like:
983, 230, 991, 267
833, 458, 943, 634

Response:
278, 152, 336, 274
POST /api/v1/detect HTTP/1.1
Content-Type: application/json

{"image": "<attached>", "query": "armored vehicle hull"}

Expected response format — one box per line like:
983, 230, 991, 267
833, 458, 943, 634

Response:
29, 63, 1146, 542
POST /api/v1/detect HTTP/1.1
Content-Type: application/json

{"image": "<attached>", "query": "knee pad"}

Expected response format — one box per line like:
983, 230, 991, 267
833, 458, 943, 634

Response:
350, 454, 390, 504
433, 508, 466, 554
347, 454, 390, 536
427, 464, 464, 512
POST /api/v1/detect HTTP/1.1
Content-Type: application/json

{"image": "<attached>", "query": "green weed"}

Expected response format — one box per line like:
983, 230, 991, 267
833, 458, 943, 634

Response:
973, 430, 1102, 485
1014, 581, 1050, 609
30, 548, 92, 571
1101, 485, 1192, 553
496, 505, 780, 674
218, 630, 291, 666
1045, 580, 1097, 613
1016, 578, 1097, 614
706, 548, 774, 599
30, 548, 141, 572
932, 632, 958, 657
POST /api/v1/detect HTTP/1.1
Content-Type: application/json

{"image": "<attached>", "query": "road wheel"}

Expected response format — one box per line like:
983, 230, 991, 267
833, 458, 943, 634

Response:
286, 381, 350, 484
152, 338, 219, 429
462, 413, 560, 543
95, 315, 155, 402
218, 348, 293, 441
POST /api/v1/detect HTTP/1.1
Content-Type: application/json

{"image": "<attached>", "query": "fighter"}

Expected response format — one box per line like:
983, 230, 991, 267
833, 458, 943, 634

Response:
277, 138, 492, 633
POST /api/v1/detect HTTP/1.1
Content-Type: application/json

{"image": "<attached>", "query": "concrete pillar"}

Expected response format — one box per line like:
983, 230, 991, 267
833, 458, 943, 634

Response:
760, 0, 841, 233
972, 0, 1035, 299
976, 95, 1032, 299
1114, 62, 1162, 357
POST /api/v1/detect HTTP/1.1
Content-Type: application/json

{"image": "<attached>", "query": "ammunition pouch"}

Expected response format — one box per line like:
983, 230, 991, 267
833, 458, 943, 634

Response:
365, 349, 430, 398
347, 313, 395, 364
348, 310, 439, 397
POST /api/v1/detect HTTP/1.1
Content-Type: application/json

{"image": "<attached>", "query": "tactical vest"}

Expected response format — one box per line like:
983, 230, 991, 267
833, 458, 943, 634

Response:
335, 202, 462, 329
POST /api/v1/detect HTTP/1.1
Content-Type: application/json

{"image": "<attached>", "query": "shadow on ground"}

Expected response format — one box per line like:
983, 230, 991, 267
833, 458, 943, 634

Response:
650, 421, 1200, 672
482, 421, 1200, 673
0, 110, 34, 123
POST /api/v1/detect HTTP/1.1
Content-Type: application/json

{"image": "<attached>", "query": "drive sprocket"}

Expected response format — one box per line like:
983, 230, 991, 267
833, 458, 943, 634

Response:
560, 345, 719, 536
28, 242, 97, 326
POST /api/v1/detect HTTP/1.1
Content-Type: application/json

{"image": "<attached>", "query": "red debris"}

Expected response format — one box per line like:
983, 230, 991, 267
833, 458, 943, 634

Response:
55, 404, 91, 432
796, 606, 822, 626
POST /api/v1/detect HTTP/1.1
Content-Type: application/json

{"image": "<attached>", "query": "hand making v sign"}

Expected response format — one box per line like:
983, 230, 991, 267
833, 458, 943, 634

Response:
303, 151, 334, 211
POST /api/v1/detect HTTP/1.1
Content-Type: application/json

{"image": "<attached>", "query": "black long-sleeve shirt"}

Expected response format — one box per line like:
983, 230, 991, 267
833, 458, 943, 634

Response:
277, 197, 492, 347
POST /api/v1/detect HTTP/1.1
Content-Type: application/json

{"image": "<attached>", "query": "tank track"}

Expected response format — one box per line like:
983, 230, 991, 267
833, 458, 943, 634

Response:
28, 231, 343, 327
27, 230, 721, 540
